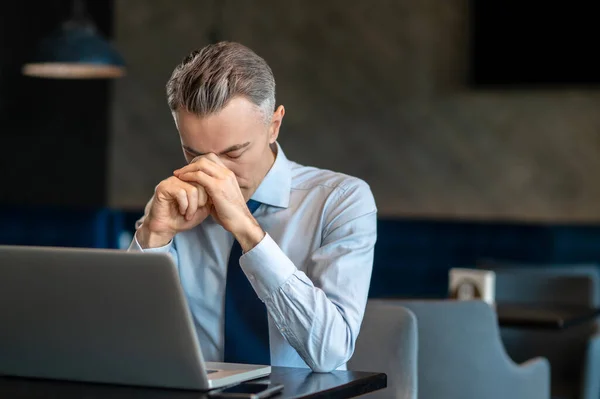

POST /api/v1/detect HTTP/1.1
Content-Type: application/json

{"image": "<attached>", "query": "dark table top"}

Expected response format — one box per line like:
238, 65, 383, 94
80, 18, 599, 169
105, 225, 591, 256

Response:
0, 367, 387, 399
496, 303, 600, 329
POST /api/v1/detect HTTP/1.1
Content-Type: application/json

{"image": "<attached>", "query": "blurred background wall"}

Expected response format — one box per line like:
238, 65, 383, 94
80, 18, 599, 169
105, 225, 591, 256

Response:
110, 0, 600, 222
1, 1, 113, 207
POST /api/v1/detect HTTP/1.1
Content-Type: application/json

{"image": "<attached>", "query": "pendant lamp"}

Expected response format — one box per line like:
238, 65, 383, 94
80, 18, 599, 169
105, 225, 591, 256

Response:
22, 0, 125, 79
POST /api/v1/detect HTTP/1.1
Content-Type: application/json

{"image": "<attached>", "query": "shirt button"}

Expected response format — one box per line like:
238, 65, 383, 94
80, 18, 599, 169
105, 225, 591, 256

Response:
248, 275, 255, 281
280, 328, 286, 333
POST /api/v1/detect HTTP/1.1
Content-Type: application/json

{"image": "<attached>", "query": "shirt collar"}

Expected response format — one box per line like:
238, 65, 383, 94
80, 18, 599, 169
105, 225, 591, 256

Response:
250, 142, 291, 209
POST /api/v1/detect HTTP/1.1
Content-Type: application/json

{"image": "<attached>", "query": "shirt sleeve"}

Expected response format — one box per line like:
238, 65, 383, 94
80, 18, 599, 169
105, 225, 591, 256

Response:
240, 179, 377, 372
127, 231, 179, 265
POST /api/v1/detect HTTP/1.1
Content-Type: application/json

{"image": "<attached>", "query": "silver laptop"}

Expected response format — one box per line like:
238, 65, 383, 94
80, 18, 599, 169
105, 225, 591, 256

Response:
0, 245, 270, 390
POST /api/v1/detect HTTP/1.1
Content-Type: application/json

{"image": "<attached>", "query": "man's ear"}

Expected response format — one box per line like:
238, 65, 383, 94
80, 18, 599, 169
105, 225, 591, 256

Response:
268, 105, 285, 143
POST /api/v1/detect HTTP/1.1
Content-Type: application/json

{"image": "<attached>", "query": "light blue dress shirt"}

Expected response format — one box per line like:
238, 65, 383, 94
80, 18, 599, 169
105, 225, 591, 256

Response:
128, 143, 377, 372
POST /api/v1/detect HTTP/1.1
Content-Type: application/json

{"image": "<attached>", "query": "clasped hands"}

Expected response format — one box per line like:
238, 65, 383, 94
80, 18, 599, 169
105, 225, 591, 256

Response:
136, 153, 264, 251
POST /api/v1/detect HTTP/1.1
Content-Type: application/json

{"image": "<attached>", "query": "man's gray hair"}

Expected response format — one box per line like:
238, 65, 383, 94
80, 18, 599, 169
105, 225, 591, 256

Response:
166, 41, 276, 124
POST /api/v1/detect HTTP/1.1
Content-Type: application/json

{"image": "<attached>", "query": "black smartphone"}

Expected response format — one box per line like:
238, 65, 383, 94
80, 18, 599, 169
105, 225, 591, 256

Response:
208, 382, 284, 399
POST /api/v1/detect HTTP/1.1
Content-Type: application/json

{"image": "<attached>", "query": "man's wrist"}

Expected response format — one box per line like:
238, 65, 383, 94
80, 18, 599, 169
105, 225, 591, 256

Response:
136, 224, 174, 249
233, 216, 266, 253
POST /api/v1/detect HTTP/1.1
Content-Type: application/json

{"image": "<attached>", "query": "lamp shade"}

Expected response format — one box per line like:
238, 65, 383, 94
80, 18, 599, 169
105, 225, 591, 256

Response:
22, 20, 125, 79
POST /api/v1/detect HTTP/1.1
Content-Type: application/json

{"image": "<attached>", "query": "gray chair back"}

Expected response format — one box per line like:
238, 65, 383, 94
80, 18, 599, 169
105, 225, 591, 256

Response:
383, 299, 550, 399
348, 300, 418, 399
489, 264, 600, 307
480, 263, 600, 399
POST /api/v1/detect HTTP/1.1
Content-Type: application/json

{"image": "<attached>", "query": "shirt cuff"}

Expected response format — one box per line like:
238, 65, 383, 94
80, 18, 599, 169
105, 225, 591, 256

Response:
239, 233, 297, 300
128, 231, 174, 253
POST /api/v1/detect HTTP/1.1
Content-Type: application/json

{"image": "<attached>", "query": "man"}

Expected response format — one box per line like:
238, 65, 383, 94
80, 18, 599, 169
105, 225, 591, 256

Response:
129, 41, 377, 372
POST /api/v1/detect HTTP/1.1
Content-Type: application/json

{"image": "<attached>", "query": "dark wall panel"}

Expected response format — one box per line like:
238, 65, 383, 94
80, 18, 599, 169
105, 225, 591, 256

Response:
0, 1, 113, 207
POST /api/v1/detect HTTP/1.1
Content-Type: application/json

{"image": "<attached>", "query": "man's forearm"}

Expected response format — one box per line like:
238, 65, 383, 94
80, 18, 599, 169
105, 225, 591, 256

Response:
233, 217, 266, 253
136, 225, 174, 249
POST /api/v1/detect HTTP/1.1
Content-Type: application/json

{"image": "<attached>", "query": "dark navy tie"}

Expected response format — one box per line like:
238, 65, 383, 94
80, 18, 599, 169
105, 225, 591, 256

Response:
224, 199, 271, 365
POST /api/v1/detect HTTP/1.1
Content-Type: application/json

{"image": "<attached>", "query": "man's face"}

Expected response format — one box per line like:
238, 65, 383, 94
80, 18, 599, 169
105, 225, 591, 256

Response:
174, 97, 284, 201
